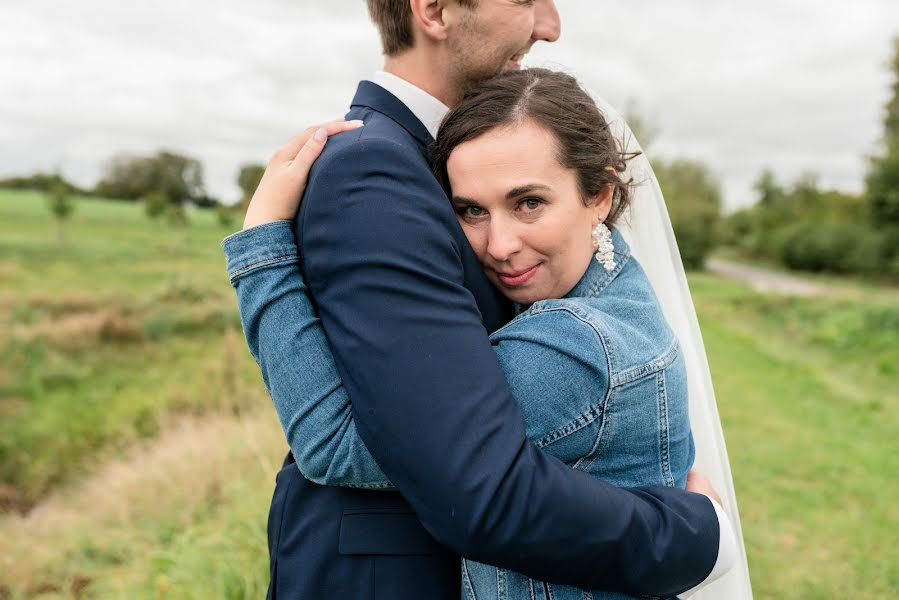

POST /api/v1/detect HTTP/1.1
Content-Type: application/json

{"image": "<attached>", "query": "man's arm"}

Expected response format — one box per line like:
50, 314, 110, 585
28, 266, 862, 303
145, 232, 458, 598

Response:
298, 135, 720, 596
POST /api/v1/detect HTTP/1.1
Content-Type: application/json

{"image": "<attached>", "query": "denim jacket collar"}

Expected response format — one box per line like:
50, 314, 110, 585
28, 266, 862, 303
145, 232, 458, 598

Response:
564, 226, 631, 300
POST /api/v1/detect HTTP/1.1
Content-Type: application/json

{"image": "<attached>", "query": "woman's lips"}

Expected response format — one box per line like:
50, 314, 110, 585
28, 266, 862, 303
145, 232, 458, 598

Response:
495, 265, 540, 287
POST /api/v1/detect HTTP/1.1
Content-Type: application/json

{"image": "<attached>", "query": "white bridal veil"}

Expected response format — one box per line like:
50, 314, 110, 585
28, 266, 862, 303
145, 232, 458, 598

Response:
594, 96, 754, 599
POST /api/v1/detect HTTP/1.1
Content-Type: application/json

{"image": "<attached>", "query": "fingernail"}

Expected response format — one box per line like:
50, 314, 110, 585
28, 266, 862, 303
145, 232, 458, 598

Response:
350, 120, 364, 127
314, 128, 327, 143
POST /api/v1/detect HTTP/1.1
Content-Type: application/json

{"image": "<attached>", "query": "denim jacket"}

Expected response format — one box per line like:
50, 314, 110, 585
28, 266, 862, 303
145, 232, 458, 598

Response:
223, 221, 694, 600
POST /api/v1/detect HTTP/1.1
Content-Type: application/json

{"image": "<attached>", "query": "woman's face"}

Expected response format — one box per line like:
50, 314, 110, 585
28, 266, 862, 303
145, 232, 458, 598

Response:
446, 120, 612, 305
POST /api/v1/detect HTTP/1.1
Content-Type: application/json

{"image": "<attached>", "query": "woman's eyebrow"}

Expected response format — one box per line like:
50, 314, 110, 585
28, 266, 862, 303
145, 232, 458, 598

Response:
506, 184, 550, 199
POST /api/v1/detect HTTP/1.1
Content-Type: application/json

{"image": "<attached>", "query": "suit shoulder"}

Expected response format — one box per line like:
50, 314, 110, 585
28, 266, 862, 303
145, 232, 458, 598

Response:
313, 113, 426, 176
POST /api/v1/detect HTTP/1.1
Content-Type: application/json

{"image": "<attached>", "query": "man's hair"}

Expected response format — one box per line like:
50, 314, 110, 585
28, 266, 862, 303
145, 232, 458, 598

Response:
366, 0, 477, 56
433, 69, 639, 225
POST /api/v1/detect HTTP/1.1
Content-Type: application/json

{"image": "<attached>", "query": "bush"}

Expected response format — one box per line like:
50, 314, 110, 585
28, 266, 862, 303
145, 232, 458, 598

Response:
654, 159, 722, 270
844, 231, 890, 275
216, 205, 237, 229
780, 222, 879, 273
674, 219, 718, 270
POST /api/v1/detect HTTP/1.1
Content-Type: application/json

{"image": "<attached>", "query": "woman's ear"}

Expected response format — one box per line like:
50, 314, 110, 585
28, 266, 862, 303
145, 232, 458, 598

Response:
410, 0, 450, 43
591, 184, 615, 226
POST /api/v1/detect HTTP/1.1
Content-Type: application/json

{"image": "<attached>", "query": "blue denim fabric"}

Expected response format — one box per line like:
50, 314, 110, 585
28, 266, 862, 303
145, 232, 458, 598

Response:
223, 222, 693, 600
223, 221, 392, 489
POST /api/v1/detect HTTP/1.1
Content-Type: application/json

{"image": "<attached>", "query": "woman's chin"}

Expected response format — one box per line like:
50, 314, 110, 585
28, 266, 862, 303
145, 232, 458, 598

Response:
498, 286, 544, 307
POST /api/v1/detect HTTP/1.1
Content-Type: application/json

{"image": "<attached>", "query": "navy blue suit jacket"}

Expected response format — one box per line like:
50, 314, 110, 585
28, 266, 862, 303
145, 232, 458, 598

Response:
266, 81, 719, 599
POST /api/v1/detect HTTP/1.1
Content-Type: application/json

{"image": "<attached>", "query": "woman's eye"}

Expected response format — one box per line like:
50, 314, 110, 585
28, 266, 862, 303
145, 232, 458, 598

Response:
460, 206, 485, 218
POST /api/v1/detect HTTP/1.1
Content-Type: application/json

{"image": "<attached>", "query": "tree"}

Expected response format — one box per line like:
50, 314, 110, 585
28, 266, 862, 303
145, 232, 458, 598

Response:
46, 177, 75, 245
653, 159, 723, 269
237, 163, 266, 210
866, 36, 899, 228
144, 191, 169, 219
1, 172, 83, 195
95, 150, 207, 206
216, 204, 237, 229
144, 190, 189, 228
753, 169, 783, 208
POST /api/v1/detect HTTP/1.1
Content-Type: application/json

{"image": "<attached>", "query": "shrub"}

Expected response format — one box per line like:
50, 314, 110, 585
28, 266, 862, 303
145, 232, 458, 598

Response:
780, 222, 876, 273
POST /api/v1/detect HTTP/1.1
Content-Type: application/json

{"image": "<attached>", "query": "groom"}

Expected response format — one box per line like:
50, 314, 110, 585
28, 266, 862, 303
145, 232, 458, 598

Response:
265, 1, 733, 598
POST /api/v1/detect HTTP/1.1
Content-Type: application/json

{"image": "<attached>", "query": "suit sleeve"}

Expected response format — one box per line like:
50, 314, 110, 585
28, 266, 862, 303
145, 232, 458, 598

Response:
298, 137, 720, 596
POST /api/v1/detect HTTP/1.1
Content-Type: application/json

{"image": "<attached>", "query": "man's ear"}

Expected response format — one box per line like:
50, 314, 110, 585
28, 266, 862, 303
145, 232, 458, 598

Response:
410, 0, 450, 43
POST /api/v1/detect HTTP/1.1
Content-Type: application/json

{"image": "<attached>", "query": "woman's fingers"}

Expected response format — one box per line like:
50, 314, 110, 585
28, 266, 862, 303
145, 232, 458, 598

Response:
274, 119, 364, 164
320, 119, 365, 138
291, 127, 330, 175
242, 120, 363, 230
289, 119, 364, 174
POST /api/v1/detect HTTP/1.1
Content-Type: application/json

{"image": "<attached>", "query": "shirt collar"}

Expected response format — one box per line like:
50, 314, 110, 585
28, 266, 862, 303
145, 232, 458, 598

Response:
368, 71, 449, 140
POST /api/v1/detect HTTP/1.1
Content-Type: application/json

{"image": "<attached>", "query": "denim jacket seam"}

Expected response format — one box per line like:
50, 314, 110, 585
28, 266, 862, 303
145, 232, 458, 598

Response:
527, 300, 622, 374
571, 386, 615, 473
609, 338, 680, 387
461, 559, 478, 600
220, 219, 294, 246
533, 402, 605, 449
227, 254, 300, 283
511, 303, 616, 451
656, 369, 675, 487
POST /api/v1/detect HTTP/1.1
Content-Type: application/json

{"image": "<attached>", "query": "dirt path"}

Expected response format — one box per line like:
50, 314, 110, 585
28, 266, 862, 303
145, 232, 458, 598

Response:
705, 258, 831, 297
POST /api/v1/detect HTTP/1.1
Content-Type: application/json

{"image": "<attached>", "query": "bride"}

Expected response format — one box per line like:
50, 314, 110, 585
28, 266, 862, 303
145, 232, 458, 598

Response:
225, 68, 751, 599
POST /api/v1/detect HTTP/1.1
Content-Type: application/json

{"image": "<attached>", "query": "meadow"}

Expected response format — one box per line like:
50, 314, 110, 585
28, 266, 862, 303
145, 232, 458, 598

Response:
1, 190, 896, 598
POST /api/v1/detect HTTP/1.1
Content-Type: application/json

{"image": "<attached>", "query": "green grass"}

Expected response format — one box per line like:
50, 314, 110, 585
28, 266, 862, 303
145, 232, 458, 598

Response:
691, 273, 898, 598
0, 190, 258, 508
1, 189, 897, 598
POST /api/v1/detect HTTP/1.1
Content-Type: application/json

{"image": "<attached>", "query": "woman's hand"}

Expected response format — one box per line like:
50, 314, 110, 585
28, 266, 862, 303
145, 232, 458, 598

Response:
686, 468, 723, 506
243, 119, 364, 230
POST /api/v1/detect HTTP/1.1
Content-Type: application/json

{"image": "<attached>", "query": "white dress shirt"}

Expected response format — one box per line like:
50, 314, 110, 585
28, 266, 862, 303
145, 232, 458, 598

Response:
369, 70, 448, 140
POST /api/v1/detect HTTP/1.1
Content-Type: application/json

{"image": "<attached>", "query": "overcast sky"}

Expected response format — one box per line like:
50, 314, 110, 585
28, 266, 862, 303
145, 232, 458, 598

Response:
2, 0, 897, 210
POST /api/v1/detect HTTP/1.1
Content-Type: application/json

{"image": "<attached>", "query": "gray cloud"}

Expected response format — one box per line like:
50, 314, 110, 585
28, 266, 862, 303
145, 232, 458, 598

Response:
1, 0, 897, 209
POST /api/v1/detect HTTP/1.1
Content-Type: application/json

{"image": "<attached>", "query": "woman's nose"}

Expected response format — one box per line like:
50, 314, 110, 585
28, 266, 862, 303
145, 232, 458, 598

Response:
486, 220, 523, 262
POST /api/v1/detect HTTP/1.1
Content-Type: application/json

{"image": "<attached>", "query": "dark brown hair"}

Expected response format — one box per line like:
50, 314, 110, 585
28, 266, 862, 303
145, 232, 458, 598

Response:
433, 68, 637, 224
366, 0, 478, 57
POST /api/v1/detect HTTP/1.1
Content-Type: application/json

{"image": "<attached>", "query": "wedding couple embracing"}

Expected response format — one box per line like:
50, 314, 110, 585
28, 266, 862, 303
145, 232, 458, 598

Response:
222, 1, 753, 598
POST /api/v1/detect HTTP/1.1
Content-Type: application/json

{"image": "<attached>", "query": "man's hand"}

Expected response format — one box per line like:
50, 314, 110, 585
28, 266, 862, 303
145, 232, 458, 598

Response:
686, 468, 722, 506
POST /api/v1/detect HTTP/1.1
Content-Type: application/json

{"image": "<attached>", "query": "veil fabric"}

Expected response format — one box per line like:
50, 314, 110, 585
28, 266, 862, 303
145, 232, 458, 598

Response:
594, 95, 754, 599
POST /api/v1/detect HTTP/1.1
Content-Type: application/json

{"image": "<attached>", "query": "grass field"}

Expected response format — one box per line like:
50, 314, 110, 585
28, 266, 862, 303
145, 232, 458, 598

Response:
1, 189, 897, 598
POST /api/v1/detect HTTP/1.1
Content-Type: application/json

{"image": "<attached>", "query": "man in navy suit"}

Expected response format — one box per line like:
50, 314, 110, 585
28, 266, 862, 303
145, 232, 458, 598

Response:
264, 1, 733, 598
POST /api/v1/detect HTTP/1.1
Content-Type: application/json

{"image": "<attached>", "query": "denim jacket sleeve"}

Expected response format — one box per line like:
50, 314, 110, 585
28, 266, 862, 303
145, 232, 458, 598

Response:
221, 220, 392, 489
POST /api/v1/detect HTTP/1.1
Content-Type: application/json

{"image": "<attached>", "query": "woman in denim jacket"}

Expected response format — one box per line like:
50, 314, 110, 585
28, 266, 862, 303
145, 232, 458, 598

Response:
225, 69, 696, 600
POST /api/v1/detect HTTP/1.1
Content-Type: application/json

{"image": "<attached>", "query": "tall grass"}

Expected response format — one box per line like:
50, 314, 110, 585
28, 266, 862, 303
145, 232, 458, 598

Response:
0, 409, 281, 599
0, 190, 259, 509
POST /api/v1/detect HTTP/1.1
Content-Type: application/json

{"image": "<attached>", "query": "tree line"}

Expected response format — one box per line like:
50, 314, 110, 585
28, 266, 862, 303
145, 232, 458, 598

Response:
0, 151, 266, 234
721, 36, 899, 278
4, 35, 897, 275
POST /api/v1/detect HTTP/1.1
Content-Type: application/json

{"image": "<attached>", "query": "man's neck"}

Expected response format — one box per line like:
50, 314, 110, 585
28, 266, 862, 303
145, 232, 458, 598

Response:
383, 54, 459, 107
